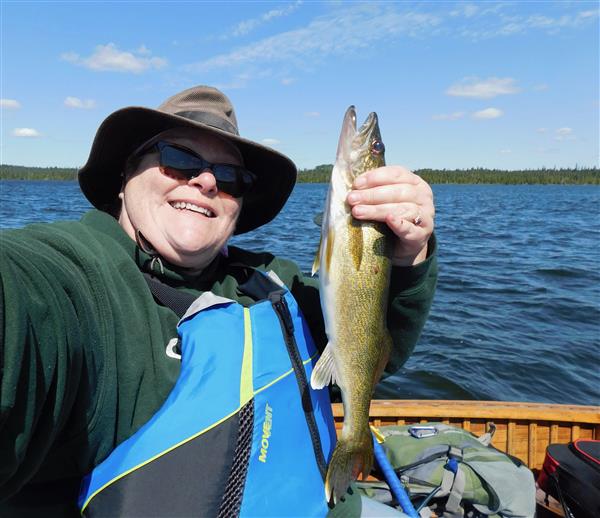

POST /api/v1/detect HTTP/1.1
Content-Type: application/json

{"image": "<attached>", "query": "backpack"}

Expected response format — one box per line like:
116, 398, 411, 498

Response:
537, 439, 600, 518
360, 423, 536, 518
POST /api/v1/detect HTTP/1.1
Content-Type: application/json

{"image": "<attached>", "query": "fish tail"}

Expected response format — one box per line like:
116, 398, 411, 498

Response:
325, 431, 374, 504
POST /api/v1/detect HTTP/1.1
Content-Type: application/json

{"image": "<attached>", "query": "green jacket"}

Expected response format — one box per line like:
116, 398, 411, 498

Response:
0, 210, 437, 515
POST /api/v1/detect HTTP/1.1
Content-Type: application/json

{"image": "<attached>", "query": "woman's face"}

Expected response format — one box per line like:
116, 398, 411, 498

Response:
118, 128, 244, 270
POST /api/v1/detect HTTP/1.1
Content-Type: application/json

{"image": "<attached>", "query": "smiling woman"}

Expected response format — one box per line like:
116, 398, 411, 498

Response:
118, 128, 246, 270
0, 85, 437, 517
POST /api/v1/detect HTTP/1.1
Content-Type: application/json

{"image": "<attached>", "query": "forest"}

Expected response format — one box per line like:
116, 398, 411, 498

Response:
1, 164, 598, 184
297, 164, 599, 184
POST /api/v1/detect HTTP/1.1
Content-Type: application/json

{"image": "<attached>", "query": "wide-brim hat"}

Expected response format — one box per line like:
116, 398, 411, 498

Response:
78, 85, 297, 235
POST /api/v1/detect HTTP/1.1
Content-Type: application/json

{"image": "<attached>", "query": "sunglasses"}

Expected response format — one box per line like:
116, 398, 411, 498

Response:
145, 141, 256, 198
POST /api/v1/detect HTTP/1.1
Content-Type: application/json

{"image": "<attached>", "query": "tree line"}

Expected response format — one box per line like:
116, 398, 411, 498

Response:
0, 165, 78, 181
298, 165, 599, 184
1, 163, 599, 184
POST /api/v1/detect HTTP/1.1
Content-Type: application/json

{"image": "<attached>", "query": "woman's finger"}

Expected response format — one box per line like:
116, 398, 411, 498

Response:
351, 202, 428, 223
347, 184, 431, 207
353, 166, 420, 189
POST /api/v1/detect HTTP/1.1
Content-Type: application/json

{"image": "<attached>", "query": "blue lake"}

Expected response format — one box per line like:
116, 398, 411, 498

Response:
1, 181, 599, 405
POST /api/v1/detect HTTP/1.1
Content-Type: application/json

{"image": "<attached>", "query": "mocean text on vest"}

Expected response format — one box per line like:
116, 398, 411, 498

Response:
259, 403, 273, 463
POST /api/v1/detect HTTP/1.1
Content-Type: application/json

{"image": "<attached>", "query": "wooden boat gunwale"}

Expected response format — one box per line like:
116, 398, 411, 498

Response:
331, 399, 600, 472
332, 399, 600, 424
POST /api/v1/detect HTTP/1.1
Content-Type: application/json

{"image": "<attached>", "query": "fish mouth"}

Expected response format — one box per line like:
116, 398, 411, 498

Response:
336, 106, 379, 164
356, 111, 378, 140
336, 106, 357, 164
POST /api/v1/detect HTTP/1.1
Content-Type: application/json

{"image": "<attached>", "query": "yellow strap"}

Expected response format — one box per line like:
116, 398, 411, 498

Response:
239, 307, 254, 405
370, 425, 386, 444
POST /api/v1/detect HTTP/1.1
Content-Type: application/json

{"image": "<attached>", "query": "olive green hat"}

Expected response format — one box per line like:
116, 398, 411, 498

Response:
78, 85, 297, 234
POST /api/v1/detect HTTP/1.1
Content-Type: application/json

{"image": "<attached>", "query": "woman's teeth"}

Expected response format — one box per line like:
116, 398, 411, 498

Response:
170, 201, 215, 217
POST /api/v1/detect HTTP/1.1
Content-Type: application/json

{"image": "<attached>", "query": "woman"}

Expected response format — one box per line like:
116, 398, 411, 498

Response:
0, 85, 437, 516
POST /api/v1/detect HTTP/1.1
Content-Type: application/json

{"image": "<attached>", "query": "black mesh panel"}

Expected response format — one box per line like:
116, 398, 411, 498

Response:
218, 400, 255, 518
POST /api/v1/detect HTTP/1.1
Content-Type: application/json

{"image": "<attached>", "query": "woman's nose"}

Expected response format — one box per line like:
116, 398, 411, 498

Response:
188, 170, 218, 194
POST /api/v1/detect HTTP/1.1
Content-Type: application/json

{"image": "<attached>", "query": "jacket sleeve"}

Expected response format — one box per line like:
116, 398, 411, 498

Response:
384, 234, 438, 377
0, 224, 100, 500
286, 234, 438, 378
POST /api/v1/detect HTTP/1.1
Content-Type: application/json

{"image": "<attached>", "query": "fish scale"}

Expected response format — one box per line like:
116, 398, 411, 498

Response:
311, 106, 393, 503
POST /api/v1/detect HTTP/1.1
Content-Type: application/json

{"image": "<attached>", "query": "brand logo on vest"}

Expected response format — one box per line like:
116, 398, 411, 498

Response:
258, 403, 273, 463
165, 338, 181, 360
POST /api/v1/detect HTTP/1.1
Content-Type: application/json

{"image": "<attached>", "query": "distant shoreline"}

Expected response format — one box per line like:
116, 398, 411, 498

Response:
1, 164, 598, 184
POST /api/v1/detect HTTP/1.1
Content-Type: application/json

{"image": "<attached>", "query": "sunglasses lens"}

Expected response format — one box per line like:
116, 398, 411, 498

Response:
158, 143, 255, 197
160, 145, 204, 177
159, 165, 191, 181
213, 165, 256, 198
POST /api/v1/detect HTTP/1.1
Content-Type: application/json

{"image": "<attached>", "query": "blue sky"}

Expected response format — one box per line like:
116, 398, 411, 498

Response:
1, 1, 598, 170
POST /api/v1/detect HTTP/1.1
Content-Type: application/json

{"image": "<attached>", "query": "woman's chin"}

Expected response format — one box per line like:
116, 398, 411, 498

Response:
160, 239, 220, 269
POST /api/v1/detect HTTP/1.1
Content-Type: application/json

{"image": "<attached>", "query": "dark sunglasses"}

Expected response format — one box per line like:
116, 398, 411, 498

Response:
145, 141, 256, 198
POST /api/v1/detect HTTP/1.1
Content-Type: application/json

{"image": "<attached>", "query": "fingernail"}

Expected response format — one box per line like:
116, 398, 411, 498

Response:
347, 192, 360, 204
353, 205, 365, 216
354, 176, 366, 188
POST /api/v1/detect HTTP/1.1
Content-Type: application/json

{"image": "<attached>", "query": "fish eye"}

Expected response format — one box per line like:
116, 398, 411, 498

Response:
371, 140, 385, 155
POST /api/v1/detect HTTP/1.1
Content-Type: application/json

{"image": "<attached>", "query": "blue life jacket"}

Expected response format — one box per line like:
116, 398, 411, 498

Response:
78, 269, 336, 517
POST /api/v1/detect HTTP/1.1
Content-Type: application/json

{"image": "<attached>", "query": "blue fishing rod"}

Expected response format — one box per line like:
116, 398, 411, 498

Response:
371, 429, 419, 518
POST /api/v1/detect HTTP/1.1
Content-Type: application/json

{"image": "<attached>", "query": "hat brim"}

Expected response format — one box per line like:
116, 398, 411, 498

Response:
78, 107, 297, 235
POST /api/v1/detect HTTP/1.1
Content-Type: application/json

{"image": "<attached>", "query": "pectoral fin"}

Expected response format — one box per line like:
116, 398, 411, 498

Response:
313, 227, 335, 276
311, 235, 322, 276
310, 342, 338, 389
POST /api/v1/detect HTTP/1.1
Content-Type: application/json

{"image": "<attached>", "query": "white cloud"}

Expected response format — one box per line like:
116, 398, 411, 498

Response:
185, 3, 597, 86
64, 96, 96, 109
537, 128, 548, 133
533, 84, 549, 91
447, 77, 520, 98
262, 138, 280, 146
554, 127, 575, 141
450, 4, 479, 18
472, 108, 503, 119
500, 148, 512, 154
432, 111, 465, 120
12, 128, 41, 137
304, 111, 320, 118
186, 5, 441, 73
61, 43, 167, 73
230, 1, 303, 37
456, 6, 598, 39
281, 77, 295, 85
1, 98, 21, 109
556, 127, 573, 136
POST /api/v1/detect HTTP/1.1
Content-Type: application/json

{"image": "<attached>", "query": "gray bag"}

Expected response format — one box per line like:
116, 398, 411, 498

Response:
364, 423, 536, 518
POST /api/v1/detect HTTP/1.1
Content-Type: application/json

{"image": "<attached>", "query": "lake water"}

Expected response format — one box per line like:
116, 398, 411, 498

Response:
1, 181, 599, 405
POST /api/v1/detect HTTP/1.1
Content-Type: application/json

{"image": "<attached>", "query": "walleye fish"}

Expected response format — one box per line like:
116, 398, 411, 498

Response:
311, 106, 393, 503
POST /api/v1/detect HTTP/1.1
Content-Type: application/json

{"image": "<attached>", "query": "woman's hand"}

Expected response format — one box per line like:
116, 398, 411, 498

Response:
346, 165, 435, 266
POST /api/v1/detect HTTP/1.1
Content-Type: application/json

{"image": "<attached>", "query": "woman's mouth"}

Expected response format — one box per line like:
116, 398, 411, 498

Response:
169, 201, 215, 218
